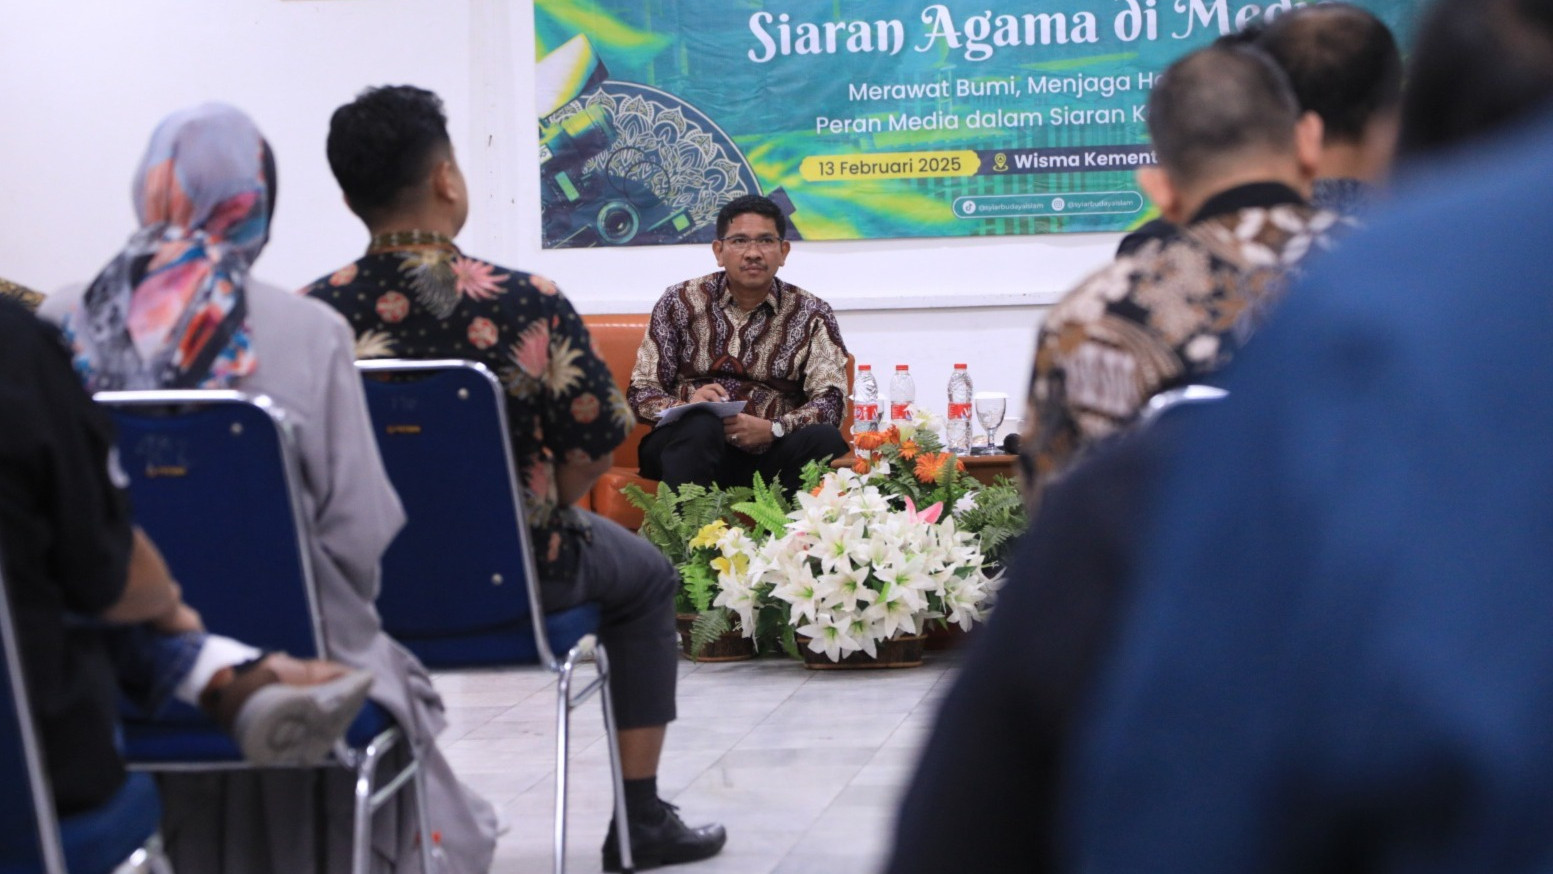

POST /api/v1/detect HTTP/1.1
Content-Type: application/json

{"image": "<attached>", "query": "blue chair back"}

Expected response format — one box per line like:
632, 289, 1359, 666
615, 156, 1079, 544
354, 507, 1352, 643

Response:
358, 360, 594, 669
361, 361, 628, 874
96, 391, 327, 760
1140, 383, 1229, 425
100, 391, 322, 659
95, 391, 426, 874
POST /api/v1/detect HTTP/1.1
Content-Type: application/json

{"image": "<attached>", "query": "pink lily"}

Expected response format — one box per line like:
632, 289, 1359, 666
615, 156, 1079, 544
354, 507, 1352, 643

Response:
901, 496, 944, 524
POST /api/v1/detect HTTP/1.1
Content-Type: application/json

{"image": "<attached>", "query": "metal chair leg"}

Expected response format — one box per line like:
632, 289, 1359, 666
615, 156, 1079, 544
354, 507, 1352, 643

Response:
552, 635, 615, 874
118, 833, 174, 874
352, 738, 386, 874
413, 759, 437, 874
594, 643, 635, 874
349, 728, 420, 874
554, 657, 576, 874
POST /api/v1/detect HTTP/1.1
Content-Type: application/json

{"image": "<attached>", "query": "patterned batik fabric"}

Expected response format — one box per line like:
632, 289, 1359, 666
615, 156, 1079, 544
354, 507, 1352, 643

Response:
64, 103, 263, 391
305, 239, 632, 581
1019, 199, 1349, 508
627, 271, 849, 455
0, 278, 42, 312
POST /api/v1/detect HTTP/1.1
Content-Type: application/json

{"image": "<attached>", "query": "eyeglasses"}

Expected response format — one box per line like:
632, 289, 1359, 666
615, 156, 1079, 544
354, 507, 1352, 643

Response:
718, 235, 784, 251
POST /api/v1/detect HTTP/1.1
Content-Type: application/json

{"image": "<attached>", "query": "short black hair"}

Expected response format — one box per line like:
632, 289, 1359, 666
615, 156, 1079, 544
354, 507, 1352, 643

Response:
1256, 3, 1403, 144
1399, 0, 1553, 158
326, 85, 451, 220
716, 194, 787, 239
1147, 45, 1301, 187
1213, 22, 1265, 48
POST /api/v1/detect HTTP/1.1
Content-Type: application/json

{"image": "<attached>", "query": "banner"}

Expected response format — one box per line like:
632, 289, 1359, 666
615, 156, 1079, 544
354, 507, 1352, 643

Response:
534, 0, 1420, 247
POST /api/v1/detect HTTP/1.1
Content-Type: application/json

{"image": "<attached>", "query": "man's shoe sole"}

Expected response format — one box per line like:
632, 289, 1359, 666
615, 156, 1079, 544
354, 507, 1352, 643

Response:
231, 670, 374, 765
603, 829, 728, 872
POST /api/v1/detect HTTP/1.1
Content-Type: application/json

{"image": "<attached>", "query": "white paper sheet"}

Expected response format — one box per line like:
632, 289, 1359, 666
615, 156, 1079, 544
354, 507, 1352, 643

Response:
654, 399, 747, 426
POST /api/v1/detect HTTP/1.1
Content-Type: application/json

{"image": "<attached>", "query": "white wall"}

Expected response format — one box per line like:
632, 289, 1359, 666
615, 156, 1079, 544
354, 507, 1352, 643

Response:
0, 0, 1127, 410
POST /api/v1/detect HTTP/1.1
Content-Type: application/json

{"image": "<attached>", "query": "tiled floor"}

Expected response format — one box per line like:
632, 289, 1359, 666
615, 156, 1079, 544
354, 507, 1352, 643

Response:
434, 649, 964, 874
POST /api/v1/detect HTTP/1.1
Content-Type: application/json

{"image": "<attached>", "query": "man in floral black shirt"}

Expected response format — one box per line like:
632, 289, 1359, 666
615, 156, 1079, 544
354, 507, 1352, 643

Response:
306, 85, 725, 872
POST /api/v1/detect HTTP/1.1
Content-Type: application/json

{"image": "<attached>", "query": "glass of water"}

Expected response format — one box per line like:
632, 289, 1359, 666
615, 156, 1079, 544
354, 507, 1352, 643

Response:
972, 392, 1007, 455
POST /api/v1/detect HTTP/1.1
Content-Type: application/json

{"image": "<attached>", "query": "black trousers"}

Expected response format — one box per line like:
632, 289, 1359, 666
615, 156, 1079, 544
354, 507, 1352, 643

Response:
538, 511, 679, 729
637, 409, 850, 496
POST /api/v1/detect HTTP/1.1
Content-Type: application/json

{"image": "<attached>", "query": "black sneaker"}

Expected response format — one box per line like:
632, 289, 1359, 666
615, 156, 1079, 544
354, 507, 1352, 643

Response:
601, 799, 727, 872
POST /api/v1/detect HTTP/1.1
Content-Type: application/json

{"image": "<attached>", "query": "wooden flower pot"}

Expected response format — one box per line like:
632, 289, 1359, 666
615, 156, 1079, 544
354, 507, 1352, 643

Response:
675, 613, 757, 662
799, 633, 926, 670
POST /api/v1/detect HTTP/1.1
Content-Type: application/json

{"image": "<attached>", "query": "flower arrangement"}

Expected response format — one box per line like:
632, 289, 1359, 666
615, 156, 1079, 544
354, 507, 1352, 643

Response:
623, 476, 796, 657
850, 406, 972, 510
622, 407, 1025, 664
714, 468, 998, 662
850, 406, 1025, 570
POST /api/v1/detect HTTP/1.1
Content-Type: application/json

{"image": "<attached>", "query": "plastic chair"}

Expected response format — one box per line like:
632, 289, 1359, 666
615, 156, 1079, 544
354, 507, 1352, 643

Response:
95, 390, 432, 874
1140, 383, 1229, 424
0, 558, 170, 874
356, 359, 634, 874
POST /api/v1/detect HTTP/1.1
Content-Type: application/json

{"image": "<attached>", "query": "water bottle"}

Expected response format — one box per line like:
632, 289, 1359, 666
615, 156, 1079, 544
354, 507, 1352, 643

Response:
946, 363, 974, 454
853, 364, 880, 433
889, 364, 915, 423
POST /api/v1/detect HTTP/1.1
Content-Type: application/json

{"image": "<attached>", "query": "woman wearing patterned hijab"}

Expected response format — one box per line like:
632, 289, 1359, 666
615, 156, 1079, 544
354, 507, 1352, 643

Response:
65, 103, 265, 390
42, 105, 498, 873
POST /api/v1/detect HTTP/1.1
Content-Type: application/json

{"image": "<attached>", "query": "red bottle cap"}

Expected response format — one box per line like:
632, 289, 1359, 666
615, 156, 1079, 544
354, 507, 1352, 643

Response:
895, 364, 909, 370
858, 364, 871, 370
954, 363, 967, 369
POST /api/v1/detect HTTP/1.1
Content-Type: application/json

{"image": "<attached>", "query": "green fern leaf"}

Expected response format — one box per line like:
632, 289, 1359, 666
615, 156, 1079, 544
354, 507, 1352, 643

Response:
678, 561, 718, 613
779, 623, 800, 660
731, 501, 789, 539
798, 459, 828, 492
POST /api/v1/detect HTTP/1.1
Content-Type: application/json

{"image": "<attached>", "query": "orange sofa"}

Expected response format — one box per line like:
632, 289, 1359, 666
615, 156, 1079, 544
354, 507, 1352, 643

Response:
581, 314, 659, 530
580, 313, 853, 530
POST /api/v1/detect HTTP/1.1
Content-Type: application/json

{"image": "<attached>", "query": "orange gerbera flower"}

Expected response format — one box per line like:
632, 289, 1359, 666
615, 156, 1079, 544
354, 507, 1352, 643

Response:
899, 440, 920, 460
855, 431, 886, 451
912, 451, 967, 482
882, 425, 901, 445
914, 451, 949, 483
851, 457, 871, 475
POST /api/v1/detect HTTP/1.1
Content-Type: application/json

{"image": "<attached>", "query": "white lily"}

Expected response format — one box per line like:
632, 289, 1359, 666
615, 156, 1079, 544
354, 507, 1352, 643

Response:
796, 614, 863, 662
823, 564, 879, 614
864, 585, 922, 640
712, 584, 760, 636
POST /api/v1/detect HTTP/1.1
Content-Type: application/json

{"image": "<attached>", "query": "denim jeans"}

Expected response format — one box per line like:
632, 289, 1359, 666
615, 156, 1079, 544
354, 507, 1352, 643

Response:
103, 625, 208, 718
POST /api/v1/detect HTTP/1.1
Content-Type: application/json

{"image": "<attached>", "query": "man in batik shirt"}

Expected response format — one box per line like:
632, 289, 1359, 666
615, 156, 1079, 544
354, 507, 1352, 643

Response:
305, 85, 726, 872
630, 194, 849, 496
1020, 45, 1350, 508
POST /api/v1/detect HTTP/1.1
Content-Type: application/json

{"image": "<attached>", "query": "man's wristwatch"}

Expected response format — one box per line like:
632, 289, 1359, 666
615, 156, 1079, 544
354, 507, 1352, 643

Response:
770, 420, 786, 439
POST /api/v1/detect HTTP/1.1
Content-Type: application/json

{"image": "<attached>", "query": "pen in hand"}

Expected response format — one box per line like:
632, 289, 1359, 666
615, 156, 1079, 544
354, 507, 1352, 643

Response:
690, 383, 729, 404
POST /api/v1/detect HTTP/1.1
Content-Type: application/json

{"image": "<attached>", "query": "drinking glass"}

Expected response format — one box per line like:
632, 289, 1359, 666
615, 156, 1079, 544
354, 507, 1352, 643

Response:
972, 392, 1007, 455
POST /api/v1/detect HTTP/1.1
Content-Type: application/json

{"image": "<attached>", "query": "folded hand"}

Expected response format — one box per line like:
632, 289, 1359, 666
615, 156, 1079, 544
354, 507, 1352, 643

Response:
723, 413, 773, 450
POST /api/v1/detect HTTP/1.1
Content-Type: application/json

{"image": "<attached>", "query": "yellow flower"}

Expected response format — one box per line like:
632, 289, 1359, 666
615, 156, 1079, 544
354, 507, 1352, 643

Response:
711, 552, 748, 579
689, 520, 728, 550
